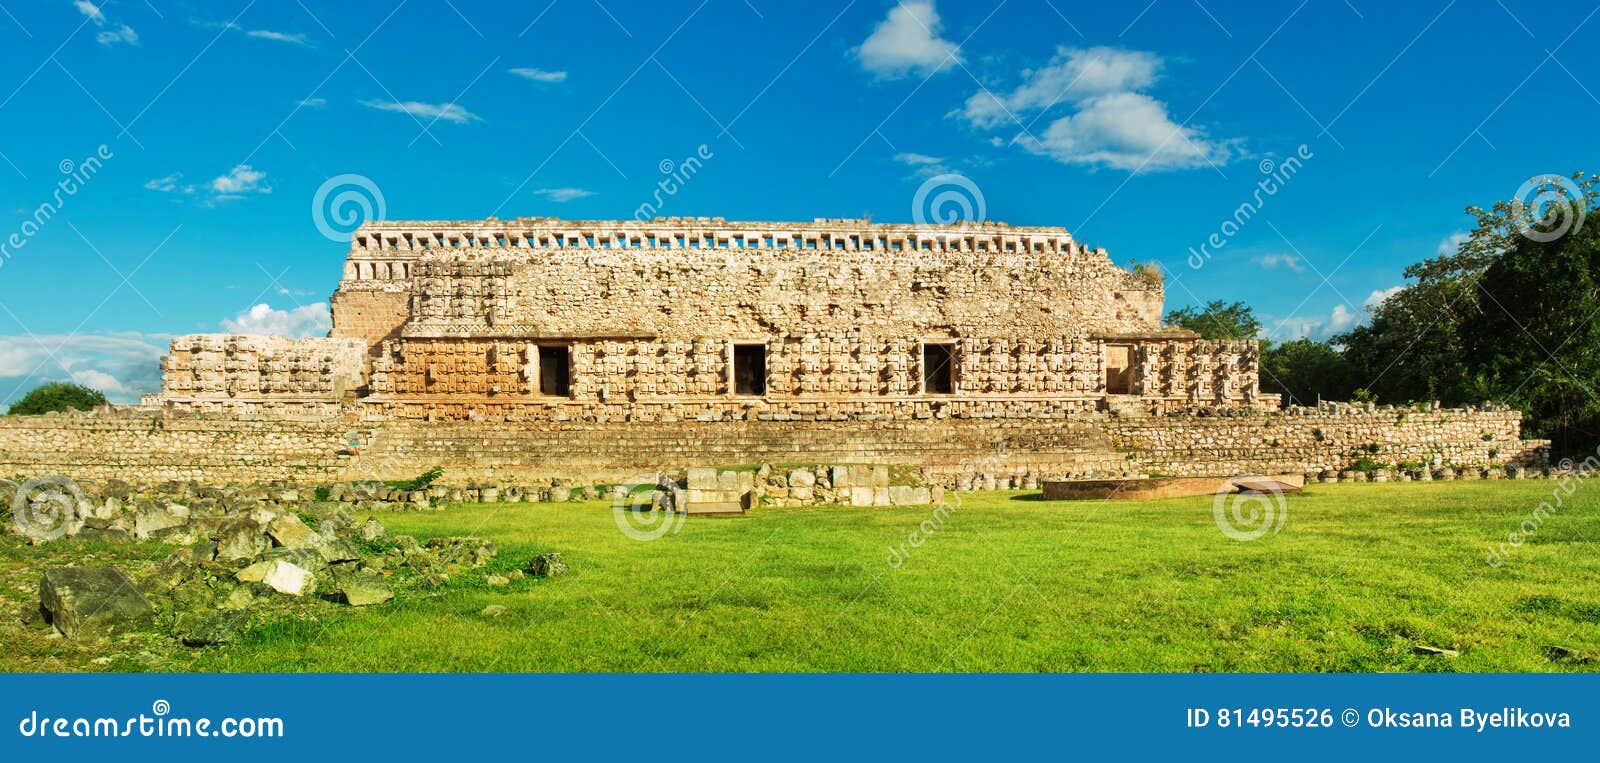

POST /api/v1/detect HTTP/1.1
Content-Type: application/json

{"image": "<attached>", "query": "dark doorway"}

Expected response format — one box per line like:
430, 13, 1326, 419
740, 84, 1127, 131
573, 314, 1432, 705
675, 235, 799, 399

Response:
733, 344, 767, 396
922, 343, 955, 394
539, 346, 570, 396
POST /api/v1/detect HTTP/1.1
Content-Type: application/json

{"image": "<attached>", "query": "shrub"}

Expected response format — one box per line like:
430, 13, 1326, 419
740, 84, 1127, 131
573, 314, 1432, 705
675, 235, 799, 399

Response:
7, 382, 108, 415
1349, 457, 1385, 473
387, 466, 445, 492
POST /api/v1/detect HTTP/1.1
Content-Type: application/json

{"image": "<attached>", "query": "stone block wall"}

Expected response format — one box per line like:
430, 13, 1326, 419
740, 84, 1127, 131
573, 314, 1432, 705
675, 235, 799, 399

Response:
356, 217, 1164, 341
160, 335, 367, 404
1105, 404, 1548, 477
0, 404, 1547, 489
329, 287, 410, 349
0, 411, 356, 484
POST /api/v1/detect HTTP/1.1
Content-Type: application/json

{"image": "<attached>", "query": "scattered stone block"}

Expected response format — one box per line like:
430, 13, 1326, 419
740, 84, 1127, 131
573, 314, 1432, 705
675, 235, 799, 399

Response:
332, 573, 393, 606
235, 559, 316, 597
527, 552, 570, 578
212, 519, 268, 562
39, 567, 155, 638
265, 514, 320, 549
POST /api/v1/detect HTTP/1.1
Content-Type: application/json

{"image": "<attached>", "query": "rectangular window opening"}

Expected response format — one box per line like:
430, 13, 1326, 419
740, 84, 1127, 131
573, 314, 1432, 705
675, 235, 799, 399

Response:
539, 346, 571, 397
733, 344, 767, 396
922, 343, 955, 395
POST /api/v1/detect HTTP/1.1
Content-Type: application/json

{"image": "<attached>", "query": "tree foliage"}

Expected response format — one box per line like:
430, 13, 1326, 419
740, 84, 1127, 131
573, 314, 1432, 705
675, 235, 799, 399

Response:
1165, 300, 1262, 340
1260, 338, 1357, 406
1337, 171, 1599, 453
7, 382, 109, 415
1161, 172, 1600, 454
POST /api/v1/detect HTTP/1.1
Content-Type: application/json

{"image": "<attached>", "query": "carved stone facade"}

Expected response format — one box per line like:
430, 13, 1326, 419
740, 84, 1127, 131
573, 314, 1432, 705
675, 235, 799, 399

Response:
156, 216, 1275, 417
159, 335, 366, 413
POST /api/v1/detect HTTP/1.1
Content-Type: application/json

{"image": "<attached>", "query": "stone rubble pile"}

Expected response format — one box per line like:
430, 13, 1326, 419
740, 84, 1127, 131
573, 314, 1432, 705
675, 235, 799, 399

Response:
4, 478, 503, 646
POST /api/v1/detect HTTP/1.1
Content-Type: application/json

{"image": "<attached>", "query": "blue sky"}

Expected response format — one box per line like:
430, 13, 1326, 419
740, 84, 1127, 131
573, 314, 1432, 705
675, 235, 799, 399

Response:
0, 0, 1595, 403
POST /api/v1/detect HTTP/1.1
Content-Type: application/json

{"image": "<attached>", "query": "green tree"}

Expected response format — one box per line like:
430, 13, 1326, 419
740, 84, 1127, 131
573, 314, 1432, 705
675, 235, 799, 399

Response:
1165, 300, 1262, 340
1337, 171, 1598, 453
8, 382, 109, 415
1460, 193, 1600, 453
1260, 338, 1356, 405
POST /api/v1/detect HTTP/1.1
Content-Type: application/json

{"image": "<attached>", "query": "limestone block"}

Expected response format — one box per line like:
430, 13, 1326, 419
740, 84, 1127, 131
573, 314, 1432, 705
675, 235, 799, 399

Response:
686, 467, 718, 490
234, 559, 316, 597
39, 567, 155, 638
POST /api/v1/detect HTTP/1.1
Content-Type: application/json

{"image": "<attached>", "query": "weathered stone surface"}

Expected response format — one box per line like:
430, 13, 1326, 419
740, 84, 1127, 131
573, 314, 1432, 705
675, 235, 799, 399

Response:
235, 559, 315, 596
527, 552, 570, 578
331, 573, 393, 606
174, 611, 247, 646
425, 537, 497, 568
265, 514, 320, 549
213, 519, 268, 562
39, 567, 155, 638
133, 503, 187, 539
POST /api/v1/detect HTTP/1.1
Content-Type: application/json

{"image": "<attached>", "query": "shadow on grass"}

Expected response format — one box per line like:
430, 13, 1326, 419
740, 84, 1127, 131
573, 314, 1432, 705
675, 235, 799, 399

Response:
1007, 493, 1053, 502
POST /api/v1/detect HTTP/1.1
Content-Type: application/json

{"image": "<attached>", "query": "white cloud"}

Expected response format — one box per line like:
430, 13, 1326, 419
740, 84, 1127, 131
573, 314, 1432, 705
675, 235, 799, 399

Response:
209, 164, 269, 196
1254, 252, 1305, 273
960, 46, 1236, 172
1270, 287, 1404, 341
854, 0, 961, 79
1364, 285, 1403, 310
891, 151, 952, 179
297, 97, 327, 108
0, 333, 168, 405
533, 187, 595, 203
146, 165, 269, 203
509, 67, 568, 83
1324, 303, 1360, 335
73, 1, 104, 25
96, 24, 137, 45
358, 99, 481, 124
221, 303, 332, 338
246, 29, 309, 45
199, 20, 313, 46
960, 46, 1159, 128
1437, 230, 1469, 257
1016, 91, 1232, 172
143, 173, 190, 194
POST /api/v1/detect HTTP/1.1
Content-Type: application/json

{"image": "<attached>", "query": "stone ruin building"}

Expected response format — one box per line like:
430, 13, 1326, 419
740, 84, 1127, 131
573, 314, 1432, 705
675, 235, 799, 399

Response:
0, 216, 1548, 488
156, 216, 1272, 419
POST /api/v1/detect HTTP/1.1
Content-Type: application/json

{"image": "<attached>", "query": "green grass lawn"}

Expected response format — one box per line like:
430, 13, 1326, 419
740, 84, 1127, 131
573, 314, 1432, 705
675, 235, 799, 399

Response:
172, 480, 1600, 672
